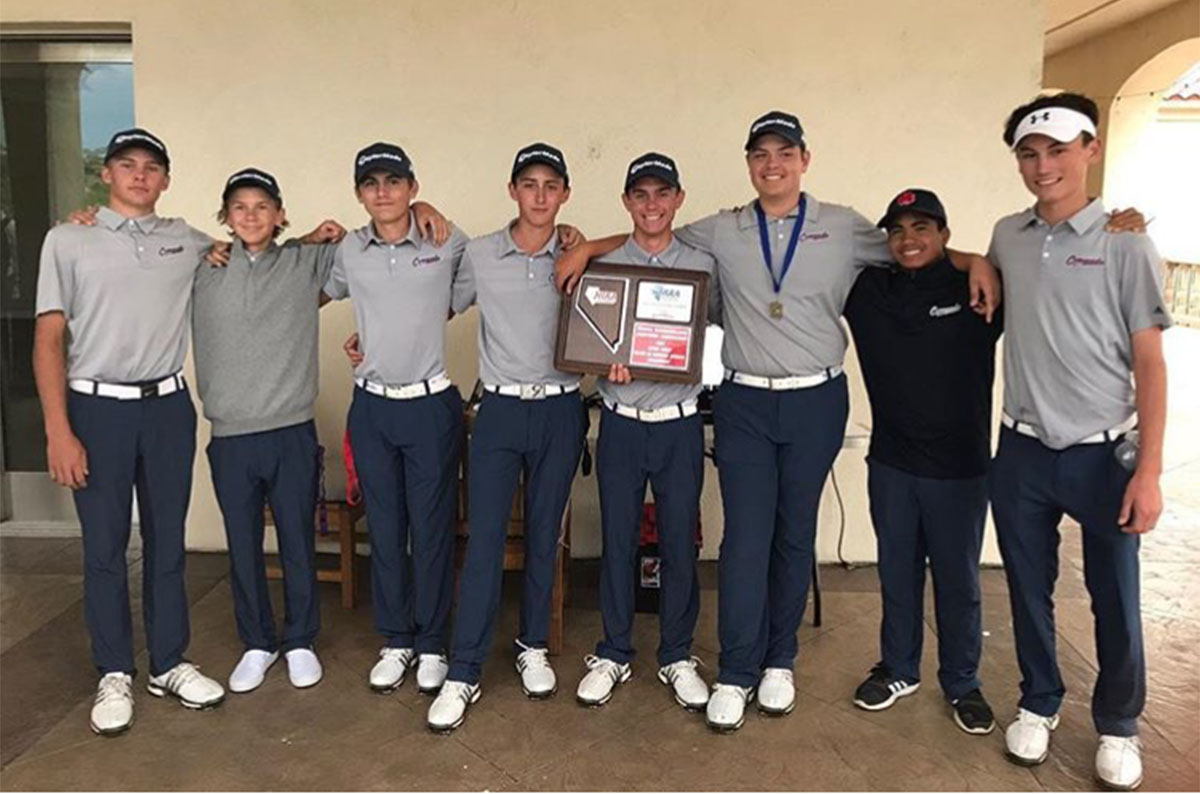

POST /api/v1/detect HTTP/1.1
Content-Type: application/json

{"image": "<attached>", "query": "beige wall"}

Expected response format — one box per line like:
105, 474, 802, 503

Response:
1043, 0, 1200, 196
1, 0, 1044, 562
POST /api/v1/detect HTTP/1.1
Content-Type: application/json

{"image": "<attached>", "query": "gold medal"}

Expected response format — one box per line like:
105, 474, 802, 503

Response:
769, 300, 784, 319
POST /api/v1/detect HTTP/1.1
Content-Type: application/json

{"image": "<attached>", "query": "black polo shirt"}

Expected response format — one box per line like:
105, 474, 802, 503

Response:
844, 256, 1002, 479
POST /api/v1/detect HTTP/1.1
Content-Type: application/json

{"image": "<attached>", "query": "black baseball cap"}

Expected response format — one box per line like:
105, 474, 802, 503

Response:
877, 188, 948, 229
104, 128, 170, 171
624, 152, 681, 193
354, 142, 414, 185
744, 111, 805, 150
511, 143, 569, 186
222, 167, 282, 203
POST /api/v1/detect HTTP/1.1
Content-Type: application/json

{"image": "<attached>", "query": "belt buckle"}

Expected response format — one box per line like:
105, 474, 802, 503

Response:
140, 383, 158, 399
519, 384, 545, 401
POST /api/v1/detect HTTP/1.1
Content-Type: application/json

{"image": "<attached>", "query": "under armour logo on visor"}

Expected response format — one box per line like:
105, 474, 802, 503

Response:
1030, 111, 1051, 124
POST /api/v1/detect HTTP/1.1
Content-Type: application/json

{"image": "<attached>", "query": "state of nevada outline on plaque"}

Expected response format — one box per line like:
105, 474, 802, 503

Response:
554, 262, 710, 384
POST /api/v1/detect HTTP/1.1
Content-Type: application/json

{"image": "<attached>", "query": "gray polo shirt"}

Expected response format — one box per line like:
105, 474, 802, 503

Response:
676, 194, 890, 378
35, 206, 211, 382
450, 224, 578, 388
987, 200, 1172, 449
192, 239, 338, 437
596, 236, 718, 410
322, 213, 468, 386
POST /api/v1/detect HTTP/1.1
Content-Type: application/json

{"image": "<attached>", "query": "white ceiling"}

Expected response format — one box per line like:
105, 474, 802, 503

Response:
1045, 0, 1189, 54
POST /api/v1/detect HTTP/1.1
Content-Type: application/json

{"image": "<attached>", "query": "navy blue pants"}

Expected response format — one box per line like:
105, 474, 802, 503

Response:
712, 376, 848, 687
595, 408, 703, 667
68, 387, 196, 677
867, 459, 986, 700
347, 386, 463, 653
207, 421, 320, 654
447, 392, 584, 684
990, 427, 1144, 737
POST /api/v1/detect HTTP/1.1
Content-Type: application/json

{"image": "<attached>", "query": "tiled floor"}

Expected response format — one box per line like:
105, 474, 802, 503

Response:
2, 506, 1197, 791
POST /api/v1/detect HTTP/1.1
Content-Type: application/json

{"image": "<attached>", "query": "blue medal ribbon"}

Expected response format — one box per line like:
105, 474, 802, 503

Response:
754, 194, 807, 296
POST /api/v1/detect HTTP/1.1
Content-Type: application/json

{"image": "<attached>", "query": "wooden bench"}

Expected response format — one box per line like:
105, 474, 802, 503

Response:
454, 409, 572, 655
266, 500, 364, 610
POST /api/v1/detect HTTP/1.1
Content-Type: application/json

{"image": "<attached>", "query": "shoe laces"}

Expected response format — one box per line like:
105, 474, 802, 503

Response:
583, 654, 625, 681
762, 667, 794, 684
662, 656, 703, 681
159, 662, 204, 690
1014, 708, 1056, 727
440, 680, 476, 705
419, 653, 448, 666
379, 647, 414, 663
867, 662, 893, 683
1099, 735, 1142, 753
96, 672, 132, 705
711, 683, 751, 702
516, 642, 551, 672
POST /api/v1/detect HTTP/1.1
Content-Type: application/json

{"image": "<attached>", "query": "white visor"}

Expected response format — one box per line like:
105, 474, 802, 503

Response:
1012, 106, 1098, 149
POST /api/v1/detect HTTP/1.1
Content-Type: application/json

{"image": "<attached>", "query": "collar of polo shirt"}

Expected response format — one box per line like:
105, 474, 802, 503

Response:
500, 222, 559, 258
735, 193, 822, 229
97, 205, 159, 233
359, 211, 422, 250
624, 234, 681, 265
1020, 197, 1106, 234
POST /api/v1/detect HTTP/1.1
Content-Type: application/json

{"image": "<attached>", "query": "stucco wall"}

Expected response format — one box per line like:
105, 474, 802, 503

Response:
1, 0, 1045, 562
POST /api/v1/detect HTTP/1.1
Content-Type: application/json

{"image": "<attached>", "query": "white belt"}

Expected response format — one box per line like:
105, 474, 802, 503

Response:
484, 383, 580, 401
1002, 411, 1137, 445
68, 372, 184, 401
725, 366, 843, 391
604, 398, 698, 423
356, 372, 451, 400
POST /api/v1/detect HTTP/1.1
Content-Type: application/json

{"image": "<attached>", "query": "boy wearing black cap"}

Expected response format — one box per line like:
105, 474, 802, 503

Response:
34, 128, 226, 735
191, 167, 344, 695
987, 93, 1169, 789
424, 143, 585, 732
573, 153, 718, 714
842, 189, 1001, 734
555, 111, 1000, 732
322, 142, 469, 698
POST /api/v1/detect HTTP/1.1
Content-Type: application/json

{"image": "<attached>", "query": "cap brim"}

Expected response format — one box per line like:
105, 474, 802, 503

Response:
877, 209, 945, 229
744, 130, 804, 150
512, 158, 568, 180
106, 143, 169, 166
624, 169, 680, 191
355, 163, 413, 183
1013, 123, 1088, 148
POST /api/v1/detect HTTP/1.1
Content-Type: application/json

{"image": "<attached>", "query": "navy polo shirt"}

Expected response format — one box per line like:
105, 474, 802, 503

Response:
843, 255, 1003, 479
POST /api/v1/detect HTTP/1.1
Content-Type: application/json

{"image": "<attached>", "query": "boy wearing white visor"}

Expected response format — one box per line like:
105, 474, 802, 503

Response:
988, 93, 1170, 790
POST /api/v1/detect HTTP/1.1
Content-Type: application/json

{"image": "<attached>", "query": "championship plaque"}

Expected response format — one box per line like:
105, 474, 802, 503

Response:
554, 262, 710, 384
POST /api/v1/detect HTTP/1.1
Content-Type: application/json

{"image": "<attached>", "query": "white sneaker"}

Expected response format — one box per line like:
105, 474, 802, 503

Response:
285, 648, 323, 689
575, 655, 631, 707
657, 658, 709, 710
515, 641, 557, 699
757, 667, 796, 715
228, 649, 279, 693
1005, 708, 1061, 765
1096, 735, 1143, 791
705, 683, 755, 732
369, 647, 415, 692
416, 653, 449, 694
147, 662, 225, 709
90, 672, 134, 735
427, 680, 481, 733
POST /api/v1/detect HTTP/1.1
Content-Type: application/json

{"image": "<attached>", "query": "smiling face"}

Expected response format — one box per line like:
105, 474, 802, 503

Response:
622, 177, 684, 238
1015, 132, 1100, 208
886, 212, 950, 270
745, 134, 809, 204
508, 164, 570, 229
355, 170, 418, 225
101, 148, 170, 215
223, 186, 286, 251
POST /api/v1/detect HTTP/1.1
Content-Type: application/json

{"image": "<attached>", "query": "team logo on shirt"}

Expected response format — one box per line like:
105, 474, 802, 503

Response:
929, 303, 962, 318
1066, 254, 1105, 267
801, 230, 829, 242
159, 245, 184, 256
412, 254, 442, 267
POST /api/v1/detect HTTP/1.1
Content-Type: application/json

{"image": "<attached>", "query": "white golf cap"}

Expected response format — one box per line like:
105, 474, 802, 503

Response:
1012, 106, 1098, 149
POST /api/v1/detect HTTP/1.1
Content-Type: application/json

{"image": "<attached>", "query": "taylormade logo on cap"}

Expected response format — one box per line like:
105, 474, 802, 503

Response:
630, 159, 675, 175
112, 133, 165, 152
751, 117, 797, 134
357, 152, 408, 167
227, 171, 274, 188
517, 149, 562, 164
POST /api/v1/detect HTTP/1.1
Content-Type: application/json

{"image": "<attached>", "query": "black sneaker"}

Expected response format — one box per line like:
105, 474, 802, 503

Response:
951, 688, 996, 735
852, 663, 920, 711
